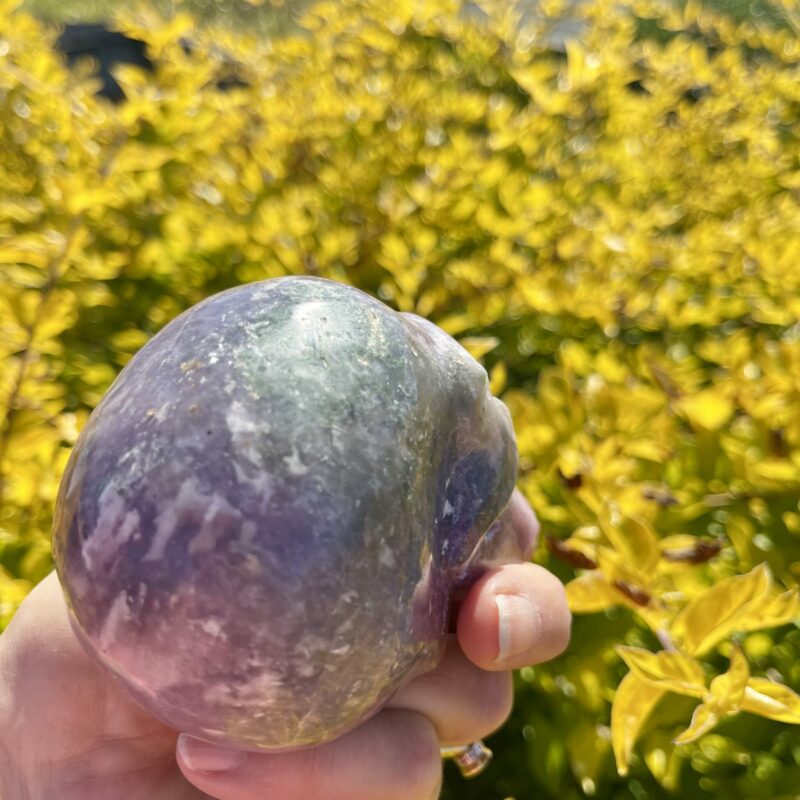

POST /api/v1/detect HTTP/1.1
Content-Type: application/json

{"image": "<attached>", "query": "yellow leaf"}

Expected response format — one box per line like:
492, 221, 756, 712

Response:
624, 439, 671, 462
673, 703, 719, 745
558, 447, 586, 480
777, 171, 800, 189
596, 547, 651, 603
411, 227, 437, 256
0, 240, 51, 270
31, 289, 77, 345
75, 251, 130, 281
63, 186, 117, 216
677, 389, 734, 431
438, 313, 474, 336
379, 232, 410, 272
0, 566, 31, 630
737, 590, 800, 634
559, 341, 592, 374
595, 351, 628, 383
670, 562, 772, 656
115, 142, 174, 173
111, 63, 153, 93
6, 425, 61, 460
659, 534, 702, 552
602, 514, 660, 572
565, 572, 624, 613
109, 328, 151, 353
611, 671, 665, 776
489, 361, 507, 395
744, 632, 774, 659
751, 458, 800, 483
616, 647, 706, 698
741, 678, 800, 723
81, 363, 118, 387
0, 296, 27, 352
459, 336, 499, 361
564, 40, 600, 91
708, 647, 749, 712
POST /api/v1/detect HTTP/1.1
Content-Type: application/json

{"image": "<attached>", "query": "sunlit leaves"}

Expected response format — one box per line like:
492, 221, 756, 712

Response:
611, 646, 754, 755
672, 647, 749, 744
566, 571, 625, 613
4, 0, 800, 796
671, 563, 800, 657
672, 704, 720, 746
677, 388, 735, 432
741, 678, 800, 724
707, 646, 749, 710
617, 647, 707, 698
0, 566, 31, 630
606, 567, 800, 767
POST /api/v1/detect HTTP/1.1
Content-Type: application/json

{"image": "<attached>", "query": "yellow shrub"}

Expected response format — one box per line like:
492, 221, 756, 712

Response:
2, 0, 800, 796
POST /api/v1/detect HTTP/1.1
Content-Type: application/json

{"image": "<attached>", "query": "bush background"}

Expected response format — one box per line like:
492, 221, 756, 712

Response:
3, 0, 800, 797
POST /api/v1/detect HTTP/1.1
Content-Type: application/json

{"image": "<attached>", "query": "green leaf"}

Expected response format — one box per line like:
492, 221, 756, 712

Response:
565, 716, 610, 787
642, 732, 685, 792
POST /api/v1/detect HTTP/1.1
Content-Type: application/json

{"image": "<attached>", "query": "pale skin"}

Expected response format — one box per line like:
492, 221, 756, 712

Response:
0, 490, 571, 800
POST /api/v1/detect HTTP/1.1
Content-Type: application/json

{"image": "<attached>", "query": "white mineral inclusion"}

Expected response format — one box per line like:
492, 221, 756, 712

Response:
226, 400, 269, 467
283, 445, 310, 476
143, 478, 240, 562
98, 591, 133, 651
82, 483, 140, 571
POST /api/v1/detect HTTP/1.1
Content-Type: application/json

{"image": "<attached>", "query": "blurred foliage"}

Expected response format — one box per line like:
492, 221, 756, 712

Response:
3, 0, 800, 796
21, 0, 304, 34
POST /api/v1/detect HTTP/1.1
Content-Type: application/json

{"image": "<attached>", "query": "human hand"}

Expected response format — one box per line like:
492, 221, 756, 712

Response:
0, 490, 570, 800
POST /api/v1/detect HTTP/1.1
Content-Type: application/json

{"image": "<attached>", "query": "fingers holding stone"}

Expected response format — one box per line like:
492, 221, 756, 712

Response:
177, 709, 442, 800
386, 636, 513, 746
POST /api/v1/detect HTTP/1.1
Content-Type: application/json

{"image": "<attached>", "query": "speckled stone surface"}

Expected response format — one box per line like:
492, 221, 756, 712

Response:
53, 276, 525, 751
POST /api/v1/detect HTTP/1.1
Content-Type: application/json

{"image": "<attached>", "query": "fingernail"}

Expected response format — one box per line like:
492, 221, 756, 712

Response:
495, 593, 540, 662
178, 734, 247, 773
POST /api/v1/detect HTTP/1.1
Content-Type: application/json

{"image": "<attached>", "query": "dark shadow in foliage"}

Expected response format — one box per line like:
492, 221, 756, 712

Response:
55, 24, 153, 103
54, 22, 247, 102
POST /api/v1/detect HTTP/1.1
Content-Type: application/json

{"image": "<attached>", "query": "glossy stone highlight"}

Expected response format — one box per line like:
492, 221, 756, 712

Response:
53, 276, 527, 751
